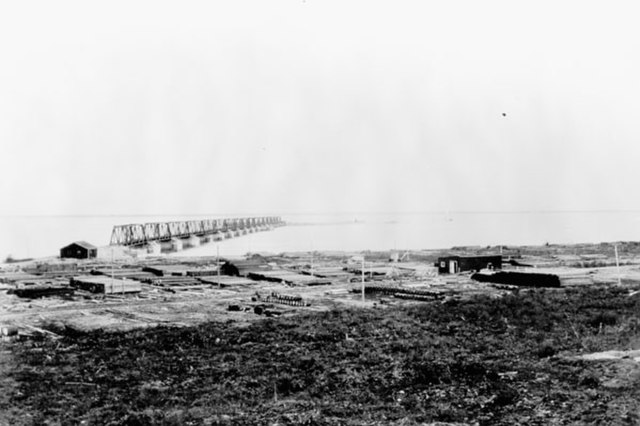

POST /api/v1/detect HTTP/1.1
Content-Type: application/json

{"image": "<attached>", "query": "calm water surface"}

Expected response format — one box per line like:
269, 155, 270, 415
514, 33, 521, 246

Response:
1, 212, 640, 260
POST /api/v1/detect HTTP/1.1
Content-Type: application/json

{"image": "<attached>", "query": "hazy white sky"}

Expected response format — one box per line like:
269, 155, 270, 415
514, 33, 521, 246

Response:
1, 0, 638, 216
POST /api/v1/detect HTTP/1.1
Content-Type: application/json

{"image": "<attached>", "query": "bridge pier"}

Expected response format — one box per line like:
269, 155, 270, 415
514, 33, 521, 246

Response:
170, 238, 183, 251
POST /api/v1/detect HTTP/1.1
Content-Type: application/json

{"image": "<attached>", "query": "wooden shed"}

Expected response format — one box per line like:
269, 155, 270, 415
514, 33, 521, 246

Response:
60, 241, 98, 259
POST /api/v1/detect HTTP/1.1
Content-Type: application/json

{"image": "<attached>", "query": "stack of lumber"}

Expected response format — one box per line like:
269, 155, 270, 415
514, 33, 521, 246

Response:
247, 270, 331, 286
91, 268, 157, 282
71, 276, 142, 294
198, 276, 255, 288
148, 276, 209, 290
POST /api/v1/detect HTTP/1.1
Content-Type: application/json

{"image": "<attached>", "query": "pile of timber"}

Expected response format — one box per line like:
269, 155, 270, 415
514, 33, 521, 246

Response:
471, 271, 561, 288
91, 268, 157, 282
70, 276, 142, 294
356, 284, 403, 296
143, 265, 189, 277
393, 292, 441, 302
198, 276, 255, 288
11, 285, 75, 298
148, 276, 210, 290
34, 270, 85, 279
0, 272, 41, 284
22, 262, 79, 274
247, 270, 331, 286
352, 285, 446, 300
142, 264, 220, 278
255, 292, 309, 307
299, 267, 352, 279
186, 268, 220, 277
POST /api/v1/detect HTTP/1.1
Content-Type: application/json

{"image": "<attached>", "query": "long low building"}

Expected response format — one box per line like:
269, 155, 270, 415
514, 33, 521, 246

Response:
70, 276, 142, 294
437, 255, 502, 274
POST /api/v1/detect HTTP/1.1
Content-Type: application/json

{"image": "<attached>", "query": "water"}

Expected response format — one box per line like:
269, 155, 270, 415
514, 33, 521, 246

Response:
2, 212, 640, 260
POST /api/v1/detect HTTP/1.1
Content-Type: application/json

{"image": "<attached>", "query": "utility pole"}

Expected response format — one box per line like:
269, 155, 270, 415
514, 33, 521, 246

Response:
111, 247, 118, 296
217, 244, 221, 289
361, 256, 365, 303
615, 244, 622, 286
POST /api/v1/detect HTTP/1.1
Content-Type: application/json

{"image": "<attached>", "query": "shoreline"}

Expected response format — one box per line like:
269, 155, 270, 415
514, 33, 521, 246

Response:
4, 238, 640, 266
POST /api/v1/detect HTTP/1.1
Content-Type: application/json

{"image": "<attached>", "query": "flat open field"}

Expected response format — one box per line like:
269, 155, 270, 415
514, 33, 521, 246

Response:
3, 286, 640, 425
2, 243, 640, 425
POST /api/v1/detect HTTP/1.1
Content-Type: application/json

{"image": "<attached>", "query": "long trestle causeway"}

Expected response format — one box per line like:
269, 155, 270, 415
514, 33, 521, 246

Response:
110, 217, 284, 247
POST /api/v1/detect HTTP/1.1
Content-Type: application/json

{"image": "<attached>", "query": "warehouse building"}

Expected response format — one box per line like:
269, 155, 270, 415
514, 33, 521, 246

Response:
60, 241, 98, 259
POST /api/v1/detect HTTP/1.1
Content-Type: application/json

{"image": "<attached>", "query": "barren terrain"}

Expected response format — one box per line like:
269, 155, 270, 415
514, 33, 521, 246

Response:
2, 243, 640, 424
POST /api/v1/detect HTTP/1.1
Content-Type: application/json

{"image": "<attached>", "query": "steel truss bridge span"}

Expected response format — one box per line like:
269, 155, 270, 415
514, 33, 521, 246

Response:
109, 216, 283, 246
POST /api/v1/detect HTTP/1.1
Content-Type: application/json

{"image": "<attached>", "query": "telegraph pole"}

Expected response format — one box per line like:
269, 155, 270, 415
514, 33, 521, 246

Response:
615, 244, 622, 286
217, 244, 221, 289
361, 256, 365, 303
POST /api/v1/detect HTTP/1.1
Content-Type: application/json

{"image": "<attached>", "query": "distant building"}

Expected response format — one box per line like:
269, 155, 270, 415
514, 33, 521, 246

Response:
437, 255, 502, 274
60, 241, 98, 259
221, 256, 270, 277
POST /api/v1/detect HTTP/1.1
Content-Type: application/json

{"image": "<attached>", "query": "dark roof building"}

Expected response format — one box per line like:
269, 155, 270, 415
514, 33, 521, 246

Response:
60, 241, 98, 259
437, 255, 502, 274
221, 257, 270, 277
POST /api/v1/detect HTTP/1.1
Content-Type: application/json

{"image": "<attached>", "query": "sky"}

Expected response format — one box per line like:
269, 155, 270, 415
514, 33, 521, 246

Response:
1, 0, 639, 216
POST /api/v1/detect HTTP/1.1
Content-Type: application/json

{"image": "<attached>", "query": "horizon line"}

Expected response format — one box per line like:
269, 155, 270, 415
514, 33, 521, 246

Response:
2, 209, 640, 218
